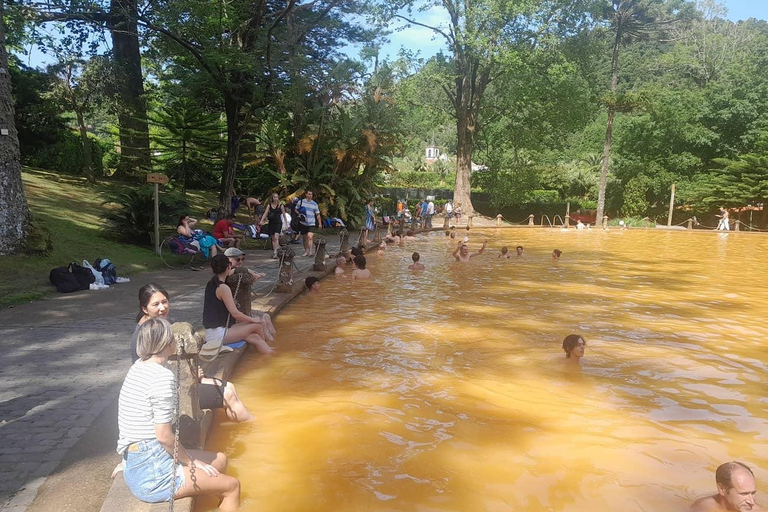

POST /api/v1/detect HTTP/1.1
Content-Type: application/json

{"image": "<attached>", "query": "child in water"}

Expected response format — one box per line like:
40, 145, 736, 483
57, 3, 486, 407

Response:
562, 334, 586, 364
499, 246, 511, 259
409, 252, 425, 271
351, 255, 371, 280
377, 242, 386, 256
334, 255, 346, 275
552, 249, 562, 261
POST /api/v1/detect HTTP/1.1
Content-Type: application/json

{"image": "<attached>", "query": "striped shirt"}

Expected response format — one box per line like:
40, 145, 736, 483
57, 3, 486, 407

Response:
116, 361, 176, 454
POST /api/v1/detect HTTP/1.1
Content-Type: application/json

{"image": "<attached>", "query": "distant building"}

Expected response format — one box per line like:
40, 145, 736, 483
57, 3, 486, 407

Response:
426, 145, 441, 163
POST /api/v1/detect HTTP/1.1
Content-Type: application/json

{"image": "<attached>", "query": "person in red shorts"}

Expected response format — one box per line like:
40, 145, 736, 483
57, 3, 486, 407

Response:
213, 214, 241, 248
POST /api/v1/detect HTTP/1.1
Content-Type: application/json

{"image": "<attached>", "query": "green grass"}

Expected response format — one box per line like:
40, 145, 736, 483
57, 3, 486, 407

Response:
0, 168, 224, 307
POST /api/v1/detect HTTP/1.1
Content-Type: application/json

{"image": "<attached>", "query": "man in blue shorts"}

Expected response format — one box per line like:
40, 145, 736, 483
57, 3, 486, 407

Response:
298, 190, 322, 257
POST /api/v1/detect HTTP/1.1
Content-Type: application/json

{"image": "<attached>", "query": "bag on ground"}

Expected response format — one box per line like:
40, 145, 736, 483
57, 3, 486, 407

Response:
70, 262, 95, 290
82, 260, 104, 286
49, 266, 81, 293
245, 224, 258, 239
94, 258, 118, 285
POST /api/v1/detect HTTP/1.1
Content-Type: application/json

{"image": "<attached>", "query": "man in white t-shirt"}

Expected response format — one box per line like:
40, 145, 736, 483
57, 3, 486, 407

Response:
297, 190, 322, 257
426, 200, 435, 228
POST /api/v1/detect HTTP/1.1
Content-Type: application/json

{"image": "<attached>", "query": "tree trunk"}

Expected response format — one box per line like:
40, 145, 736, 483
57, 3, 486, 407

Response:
75, 109, 95, 183
455, 113, 475, 215
220, 95, 243, 213
109, 0, 150, 179
596, 29, 622, 224
0, 1, 31, 255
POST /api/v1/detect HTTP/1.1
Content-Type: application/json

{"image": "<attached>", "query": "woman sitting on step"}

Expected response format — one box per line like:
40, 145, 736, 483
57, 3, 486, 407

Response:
117, 318, 240, 509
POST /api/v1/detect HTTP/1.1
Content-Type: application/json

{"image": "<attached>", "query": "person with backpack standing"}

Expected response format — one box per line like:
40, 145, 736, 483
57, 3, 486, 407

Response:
297, 190, 322, 257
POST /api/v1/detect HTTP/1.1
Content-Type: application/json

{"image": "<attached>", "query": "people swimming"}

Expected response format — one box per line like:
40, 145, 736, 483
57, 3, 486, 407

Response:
409, 252, 425, 271
377, 241, 386, 255
334, 255, 346, 275
562, 334, 586, 364
351, 255, 371, 280
453, 240, 487, 262
552, 249, 562, 261
516, 246, 524, 259
305, 276, 320, 293
690, 461, 762, 511
499, 246, 511, 259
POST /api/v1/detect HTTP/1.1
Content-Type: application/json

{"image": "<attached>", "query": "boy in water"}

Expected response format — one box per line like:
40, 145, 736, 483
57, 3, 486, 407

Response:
499, 246, 511, 259
377, 241, 386, 256
552, 249, 562, 261
305, 276, 320, 293
453, 240, 487, 262
334, 255, 346, 275
351, 255, 371, 280
409, 252, 425, 271
403, 230, 416, 241
516, 245, 525, 259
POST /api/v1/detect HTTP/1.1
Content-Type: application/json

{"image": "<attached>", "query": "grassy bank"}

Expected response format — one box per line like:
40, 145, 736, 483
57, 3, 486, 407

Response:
0, 168, 219, 307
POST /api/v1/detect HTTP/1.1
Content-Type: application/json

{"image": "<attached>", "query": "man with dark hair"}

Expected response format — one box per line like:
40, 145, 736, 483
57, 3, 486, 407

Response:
297, 190, 322, 257
691, 461, 762, 511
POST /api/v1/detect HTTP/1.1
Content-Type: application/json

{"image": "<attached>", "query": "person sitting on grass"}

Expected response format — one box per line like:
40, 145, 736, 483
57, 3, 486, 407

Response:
305, 276, 321, 293
204, 254, 273, 354
409, 252, 425, 271
334, 255, 347, 275
499, 246, 511, 260
453, 240, 487, 263
117, 318, 241, 510
213, 214, 241, 249
351, 255, 371, 280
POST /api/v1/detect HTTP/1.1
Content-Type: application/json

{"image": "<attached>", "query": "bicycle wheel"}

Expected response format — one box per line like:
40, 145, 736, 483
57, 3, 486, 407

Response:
159, 237, 196, 268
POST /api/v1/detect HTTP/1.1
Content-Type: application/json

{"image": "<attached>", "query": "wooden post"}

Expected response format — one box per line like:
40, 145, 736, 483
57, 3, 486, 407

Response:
313, 236, 327, 271
496, 214, 502, 226
528, 214, 534, 226
171, 322, 204, 448
226, 268, 254, 316
338, 228, 350, 256
468, 215, 474, 227
153, 183, 160, 254
373, 224, 382, 243
275, 245, 295, 293
687, 218, 693, 230
735, 220, 741, 232
565, 202, 570, 228
387, 221, 393, 237
443, 215, 450, 229
602, 216, 608, 229
643, 217, 650, 229
667, 183, 676, 227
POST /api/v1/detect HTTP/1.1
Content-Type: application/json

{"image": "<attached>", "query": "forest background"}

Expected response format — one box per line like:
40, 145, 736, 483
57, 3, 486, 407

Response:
4, 0, 768, 255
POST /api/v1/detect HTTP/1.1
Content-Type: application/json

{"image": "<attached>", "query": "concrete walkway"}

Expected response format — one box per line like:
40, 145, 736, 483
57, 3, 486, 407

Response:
0, 235, 345, 512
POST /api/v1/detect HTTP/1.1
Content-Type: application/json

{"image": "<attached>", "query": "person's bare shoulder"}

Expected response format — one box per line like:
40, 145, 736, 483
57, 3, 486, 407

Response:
690, 496, 721, 512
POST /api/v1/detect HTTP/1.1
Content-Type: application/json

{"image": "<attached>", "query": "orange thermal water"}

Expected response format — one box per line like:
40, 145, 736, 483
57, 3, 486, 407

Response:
196, 229, 768, 512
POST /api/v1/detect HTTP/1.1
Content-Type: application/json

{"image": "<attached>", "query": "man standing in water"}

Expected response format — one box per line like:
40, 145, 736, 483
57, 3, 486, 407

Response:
691, 461, 763, 511
452, 240, 487, 262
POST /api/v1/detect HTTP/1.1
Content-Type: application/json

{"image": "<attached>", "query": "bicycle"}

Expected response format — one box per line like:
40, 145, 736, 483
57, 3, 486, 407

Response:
159, 236, 203, 268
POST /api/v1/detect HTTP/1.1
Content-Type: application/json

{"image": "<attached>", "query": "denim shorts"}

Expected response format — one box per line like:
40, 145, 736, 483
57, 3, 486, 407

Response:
123, 438, 185, 502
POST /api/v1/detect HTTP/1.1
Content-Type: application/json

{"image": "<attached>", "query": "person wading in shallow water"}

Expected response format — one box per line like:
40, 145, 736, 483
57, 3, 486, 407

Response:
691, 461, 764, 512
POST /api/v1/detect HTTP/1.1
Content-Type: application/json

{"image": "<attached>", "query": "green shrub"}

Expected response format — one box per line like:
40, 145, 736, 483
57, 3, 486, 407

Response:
26, 130, 104, 177
102, 187, 189, 246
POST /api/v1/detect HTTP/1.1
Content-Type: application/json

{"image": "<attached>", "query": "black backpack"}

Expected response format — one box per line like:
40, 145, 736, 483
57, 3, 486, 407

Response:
49, 264, 83, 293
70, 262, 95, 290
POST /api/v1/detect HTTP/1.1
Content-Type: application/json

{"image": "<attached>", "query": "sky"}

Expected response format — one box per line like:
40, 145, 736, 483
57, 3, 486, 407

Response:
15, 0, 768, 70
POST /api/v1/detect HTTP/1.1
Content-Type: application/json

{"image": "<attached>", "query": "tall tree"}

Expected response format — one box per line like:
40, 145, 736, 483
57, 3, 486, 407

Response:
381, 0, 591, 214
0, 0, 32, 255
595, 0, 670, 223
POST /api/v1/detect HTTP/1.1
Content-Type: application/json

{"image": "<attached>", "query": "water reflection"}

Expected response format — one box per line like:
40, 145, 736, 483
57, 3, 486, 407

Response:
197, 229, 768, 512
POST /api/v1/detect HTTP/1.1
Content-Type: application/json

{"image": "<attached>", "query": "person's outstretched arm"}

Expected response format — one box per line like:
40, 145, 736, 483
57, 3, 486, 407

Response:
452, 242, 461, 260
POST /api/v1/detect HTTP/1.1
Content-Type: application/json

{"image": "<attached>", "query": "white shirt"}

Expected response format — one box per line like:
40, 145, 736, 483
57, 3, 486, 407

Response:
427, 201, 435, 215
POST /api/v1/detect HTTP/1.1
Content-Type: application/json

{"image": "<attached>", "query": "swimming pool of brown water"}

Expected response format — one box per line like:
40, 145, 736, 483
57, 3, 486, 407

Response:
196, 229, 768, 512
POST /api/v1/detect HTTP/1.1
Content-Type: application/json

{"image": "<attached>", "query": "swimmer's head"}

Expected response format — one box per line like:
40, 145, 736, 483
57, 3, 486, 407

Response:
351, 247, 361, 257
716, 461, 756, 510
412, 252, 420, 262
466, 225, 470, 231
445, 230, 450, 236
552, 249, 562, 258
460, 244, 469, 255
501, 246, 508, 255
379, 242, 386, 249
516, 246, 523, 254
562, 334, 586, 359
336, 255, 346, 266
396, 230, 403, 236
450, 232, 456, 239
354, 255, 366, 269
406, 230, 413, 236
304, 276, 320, 291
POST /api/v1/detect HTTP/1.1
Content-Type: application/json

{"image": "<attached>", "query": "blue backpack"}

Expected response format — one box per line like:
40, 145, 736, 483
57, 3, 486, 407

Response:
94, 258, 118, 285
